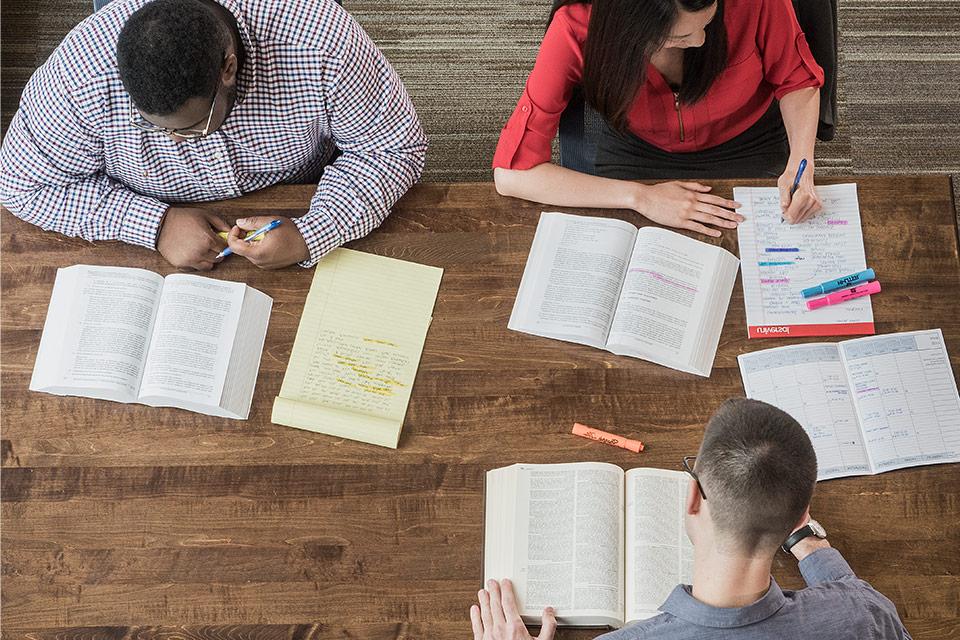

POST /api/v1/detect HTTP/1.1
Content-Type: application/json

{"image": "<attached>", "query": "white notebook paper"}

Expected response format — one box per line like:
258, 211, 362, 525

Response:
739, 329, 960, 480
736, 183, 875, 338
509, 212, 740, 376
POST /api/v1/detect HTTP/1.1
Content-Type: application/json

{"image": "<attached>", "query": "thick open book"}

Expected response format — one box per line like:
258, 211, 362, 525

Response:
484, 463, 693, 628
30, 265, 272, 419
739, 329, 960, 480
509, 212, 739, 376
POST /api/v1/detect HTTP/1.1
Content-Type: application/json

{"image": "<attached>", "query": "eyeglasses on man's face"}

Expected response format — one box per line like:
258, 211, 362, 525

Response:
682, 455, 707, 501
129, 87, 219, 141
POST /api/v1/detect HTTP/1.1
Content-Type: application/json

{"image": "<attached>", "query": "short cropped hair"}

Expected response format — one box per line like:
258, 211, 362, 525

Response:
116, 0, 230, 115
696, 398, 817, 554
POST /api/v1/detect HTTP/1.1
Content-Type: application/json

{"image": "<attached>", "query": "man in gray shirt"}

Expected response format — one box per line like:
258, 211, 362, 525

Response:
470, 398, 912, 640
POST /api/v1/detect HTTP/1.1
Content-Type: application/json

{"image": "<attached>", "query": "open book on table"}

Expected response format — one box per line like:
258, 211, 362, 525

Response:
509, 212, 739, 376
739, 329, 960, 480
30, 265, 272, 419
484, 463, 693, 628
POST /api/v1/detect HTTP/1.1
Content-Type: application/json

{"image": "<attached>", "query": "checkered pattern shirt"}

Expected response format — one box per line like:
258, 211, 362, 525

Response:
0, 0, 427, 267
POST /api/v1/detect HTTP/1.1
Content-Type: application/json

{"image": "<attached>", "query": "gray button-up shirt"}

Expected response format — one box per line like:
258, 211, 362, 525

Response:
597, 548, 911, 640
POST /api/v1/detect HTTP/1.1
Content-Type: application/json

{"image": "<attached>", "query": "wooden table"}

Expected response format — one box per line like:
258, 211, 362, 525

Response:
2, 177, 958, 639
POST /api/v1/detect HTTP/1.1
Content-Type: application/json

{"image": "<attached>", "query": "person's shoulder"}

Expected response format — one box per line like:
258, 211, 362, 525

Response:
241, 0, 360, 53
789, 578, 907, 635
594, 613, 680, 640
47, 1, 141, 94
552, 2, 591, 38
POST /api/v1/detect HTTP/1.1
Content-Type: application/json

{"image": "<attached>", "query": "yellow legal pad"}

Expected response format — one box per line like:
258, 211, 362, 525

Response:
271, 248, 443, 448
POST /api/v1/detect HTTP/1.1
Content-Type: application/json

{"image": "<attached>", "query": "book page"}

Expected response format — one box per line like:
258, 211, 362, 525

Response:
30, 265, 164, 402
606, 227, 738, 376
840, 330, 960, 473
624, 468, 693, 623
738, 344, 871, 480
138, 274, 246, 411
735, 184, 874, 338
508, 212, 637, 349
507, 463, 624, 627
218, 286, 273, 419
272, 248, 442, 449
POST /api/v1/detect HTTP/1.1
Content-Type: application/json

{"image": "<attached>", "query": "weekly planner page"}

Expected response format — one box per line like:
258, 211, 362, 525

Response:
738, 330, 960, 480
736, 183, 875, 338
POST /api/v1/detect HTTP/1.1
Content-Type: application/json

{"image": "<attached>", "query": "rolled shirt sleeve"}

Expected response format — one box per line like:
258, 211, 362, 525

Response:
296, 9, 427, 267
492, 6, 585, 170
758, 0, 825, 99
0, 54, 168, 248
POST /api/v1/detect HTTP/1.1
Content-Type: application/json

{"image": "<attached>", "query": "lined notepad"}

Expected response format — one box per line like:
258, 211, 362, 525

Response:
271, 249, 443, 448
736, 183, 875, 338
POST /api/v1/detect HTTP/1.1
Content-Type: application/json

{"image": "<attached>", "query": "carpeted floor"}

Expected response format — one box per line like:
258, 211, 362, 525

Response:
1, 0, 958, 221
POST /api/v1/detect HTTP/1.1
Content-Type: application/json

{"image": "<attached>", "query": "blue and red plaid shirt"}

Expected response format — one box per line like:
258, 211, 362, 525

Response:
0, 0, 427, 267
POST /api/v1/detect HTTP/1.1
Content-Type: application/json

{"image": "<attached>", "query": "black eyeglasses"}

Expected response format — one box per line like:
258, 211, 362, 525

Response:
682, 455, 707, 500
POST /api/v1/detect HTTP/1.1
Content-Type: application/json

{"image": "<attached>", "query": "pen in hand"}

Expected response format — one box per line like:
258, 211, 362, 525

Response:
217, 218, 282, 259
781, 158, 808, 224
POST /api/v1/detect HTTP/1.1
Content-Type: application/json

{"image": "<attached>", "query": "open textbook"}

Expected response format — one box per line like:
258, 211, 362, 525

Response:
739, 329, 960, 480
736, 183, 875, 338
271, 249, 442, 448
484, 463, 693, 628
509, 212, 740, 376
30, 265, 272, 419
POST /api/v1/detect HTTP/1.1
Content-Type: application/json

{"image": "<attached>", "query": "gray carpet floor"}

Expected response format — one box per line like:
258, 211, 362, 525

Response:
1, 0, 958, 222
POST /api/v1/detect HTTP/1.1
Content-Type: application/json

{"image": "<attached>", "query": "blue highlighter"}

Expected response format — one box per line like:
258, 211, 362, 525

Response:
802, 268, 876, 299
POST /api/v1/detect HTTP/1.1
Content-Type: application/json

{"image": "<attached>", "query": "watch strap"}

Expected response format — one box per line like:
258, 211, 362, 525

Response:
781, 524, 814, 553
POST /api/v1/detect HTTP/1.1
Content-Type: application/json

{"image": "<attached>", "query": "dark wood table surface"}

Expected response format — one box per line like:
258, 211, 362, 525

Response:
2, 176, 959, 640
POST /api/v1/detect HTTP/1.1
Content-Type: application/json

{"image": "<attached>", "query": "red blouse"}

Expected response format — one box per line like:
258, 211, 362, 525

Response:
493, 0, 824, 169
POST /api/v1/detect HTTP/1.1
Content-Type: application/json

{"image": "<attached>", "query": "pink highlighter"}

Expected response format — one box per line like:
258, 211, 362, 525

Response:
806, 280, 881, 310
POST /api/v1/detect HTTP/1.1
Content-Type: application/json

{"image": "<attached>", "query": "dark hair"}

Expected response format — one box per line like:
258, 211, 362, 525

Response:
548, 0, 727, 133
117, 0, 230, 116
696, 398, 817, 554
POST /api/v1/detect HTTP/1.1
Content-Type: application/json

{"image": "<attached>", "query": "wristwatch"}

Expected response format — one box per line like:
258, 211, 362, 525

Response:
781, 518, 827, 553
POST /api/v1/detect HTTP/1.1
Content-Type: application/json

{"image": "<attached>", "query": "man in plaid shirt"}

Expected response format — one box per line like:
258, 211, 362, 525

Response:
0, 0, 427, 269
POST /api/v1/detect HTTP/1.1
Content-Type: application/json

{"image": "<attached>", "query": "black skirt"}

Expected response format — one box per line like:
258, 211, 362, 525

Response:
594, 102, 789, 180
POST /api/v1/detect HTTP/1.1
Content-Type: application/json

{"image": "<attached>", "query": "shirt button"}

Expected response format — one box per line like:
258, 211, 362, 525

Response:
521, 105, 529, 113
213, 153, 223, 160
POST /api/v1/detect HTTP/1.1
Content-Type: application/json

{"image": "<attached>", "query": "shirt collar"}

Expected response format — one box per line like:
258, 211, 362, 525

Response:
214, 0, 257, 103
660, 578, 787, 628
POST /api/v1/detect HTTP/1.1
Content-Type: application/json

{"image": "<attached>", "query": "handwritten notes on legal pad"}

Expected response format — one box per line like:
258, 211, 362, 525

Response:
271, 249, 442, 448
739, 330, 960, 481
736, 183, 874, 338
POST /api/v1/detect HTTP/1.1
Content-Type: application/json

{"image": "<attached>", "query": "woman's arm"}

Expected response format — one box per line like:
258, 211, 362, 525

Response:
494, 164, 743, 237
776, 85, 823, 224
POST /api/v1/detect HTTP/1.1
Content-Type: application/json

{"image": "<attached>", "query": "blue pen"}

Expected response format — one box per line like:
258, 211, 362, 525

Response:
801, 268, 876, 299
790, 158, 808, 197
217, 218, 282, 259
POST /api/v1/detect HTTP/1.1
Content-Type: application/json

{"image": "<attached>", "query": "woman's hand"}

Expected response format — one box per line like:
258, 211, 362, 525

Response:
471, 579, 556, 640
779, 159, 822, 224
634, 181, 743, 238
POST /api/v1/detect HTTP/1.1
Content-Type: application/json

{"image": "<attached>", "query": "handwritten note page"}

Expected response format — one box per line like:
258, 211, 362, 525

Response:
840, 329, 960, 473
739, 344, 871, 480
272, 249, 442, 448
736, 183, 874, 338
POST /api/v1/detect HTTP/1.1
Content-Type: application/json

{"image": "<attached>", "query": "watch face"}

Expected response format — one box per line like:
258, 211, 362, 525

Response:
808, 519, 827, 538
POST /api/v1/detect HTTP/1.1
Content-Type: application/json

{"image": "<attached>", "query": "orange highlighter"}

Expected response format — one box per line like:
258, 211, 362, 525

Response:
572, 423, 644, 453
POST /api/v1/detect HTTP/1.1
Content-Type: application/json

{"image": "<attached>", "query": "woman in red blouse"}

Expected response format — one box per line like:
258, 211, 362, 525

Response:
493, 0, 825, 237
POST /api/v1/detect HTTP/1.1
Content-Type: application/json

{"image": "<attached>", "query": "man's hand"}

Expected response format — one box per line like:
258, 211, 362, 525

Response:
223, 216, 309, 269
157, 207, 230, 271
635, 181, 744, 238
778, 159, 822, 224
471, 579, 556, 640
